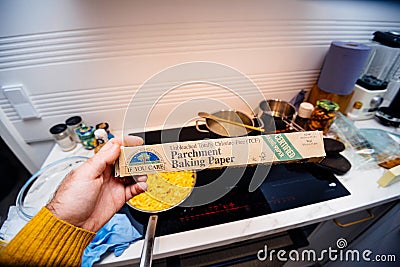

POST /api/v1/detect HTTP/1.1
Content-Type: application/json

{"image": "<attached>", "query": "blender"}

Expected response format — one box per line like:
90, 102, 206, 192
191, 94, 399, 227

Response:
375, 85, 400, 127
345, 31, 400, 120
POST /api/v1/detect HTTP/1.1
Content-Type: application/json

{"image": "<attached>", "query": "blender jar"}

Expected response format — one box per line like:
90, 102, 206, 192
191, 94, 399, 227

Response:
357, 31, 400, 91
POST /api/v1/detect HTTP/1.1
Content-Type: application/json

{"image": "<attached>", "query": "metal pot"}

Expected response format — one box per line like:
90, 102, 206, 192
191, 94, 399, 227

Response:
195, 110, 256, 137
258, 99, 296, 132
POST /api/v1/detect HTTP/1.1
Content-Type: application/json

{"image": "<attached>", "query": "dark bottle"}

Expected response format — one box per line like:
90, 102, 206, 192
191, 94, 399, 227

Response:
294, 102, 314, 131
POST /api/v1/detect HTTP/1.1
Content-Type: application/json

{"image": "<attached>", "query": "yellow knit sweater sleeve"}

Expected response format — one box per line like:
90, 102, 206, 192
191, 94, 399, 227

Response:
0, 207, 96, 267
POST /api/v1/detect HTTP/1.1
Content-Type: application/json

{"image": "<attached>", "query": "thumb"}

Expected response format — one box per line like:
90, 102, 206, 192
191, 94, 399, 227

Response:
87, 136, 144, 176
82, 140, 121, 178
125, 182, 147, 200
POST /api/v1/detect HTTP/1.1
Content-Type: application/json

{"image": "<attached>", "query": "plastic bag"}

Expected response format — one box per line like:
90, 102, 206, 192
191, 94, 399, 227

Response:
359, 128, 400, 169
327, 113, 377, 170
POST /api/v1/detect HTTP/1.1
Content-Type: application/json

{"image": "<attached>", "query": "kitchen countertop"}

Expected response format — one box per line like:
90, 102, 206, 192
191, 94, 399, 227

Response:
40, 119, 400, 266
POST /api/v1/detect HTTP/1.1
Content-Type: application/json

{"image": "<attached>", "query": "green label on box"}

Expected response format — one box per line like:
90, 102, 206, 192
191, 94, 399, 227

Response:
262, 134, 302, 161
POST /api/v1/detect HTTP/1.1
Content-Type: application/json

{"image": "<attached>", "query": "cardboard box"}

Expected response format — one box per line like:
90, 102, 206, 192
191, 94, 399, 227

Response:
116, 131, 325, 176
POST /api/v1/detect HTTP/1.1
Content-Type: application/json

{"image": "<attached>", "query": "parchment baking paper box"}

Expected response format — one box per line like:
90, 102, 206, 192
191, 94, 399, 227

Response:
116, 131, 325, 176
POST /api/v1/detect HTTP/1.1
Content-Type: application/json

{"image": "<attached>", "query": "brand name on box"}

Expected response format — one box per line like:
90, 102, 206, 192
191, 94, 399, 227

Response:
170, 147, 235, 168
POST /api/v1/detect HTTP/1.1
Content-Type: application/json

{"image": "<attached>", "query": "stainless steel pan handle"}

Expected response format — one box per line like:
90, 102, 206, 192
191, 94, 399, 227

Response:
139, 215, 158, 267
195, 119, 210, 133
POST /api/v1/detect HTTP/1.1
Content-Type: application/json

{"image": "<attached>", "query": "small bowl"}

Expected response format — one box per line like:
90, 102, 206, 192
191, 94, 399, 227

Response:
16, 156, 88, 220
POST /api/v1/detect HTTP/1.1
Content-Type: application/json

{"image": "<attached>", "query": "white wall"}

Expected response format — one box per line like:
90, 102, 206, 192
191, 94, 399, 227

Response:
1, 0, 400, 171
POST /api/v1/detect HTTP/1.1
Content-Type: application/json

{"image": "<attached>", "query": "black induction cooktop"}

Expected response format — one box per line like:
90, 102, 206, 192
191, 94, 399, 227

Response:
125, 126, 350, 237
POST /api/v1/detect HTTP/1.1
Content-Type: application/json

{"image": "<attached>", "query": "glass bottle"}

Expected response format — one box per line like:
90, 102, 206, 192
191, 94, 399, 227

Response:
49, 123, 77, 151
65, 116, 83, 143
94, 129, 109, 153
294, 102, 314, 130
307, 100, 339, 134
96, 122, 114, 139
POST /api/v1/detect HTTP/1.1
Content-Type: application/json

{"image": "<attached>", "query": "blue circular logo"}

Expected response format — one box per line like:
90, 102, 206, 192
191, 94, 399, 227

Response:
130, 151, 161, 165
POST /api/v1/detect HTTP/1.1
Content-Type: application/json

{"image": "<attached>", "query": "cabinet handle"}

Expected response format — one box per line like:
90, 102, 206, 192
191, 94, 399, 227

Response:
334, 209, 375, 228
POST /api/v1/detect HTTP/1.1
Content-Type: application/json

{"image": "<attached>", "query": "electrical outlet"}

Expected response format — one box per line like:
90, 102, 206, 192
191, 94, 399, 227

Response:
2, 85, 41, 120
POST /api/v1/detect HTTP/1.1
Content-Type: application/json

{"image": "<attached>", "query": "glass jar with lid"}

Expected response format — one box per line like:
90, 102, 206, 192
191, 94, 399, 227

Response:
65, 116, 83, 143
75, 124, 96, 150
307, 100, 339, 134
49, 123, 77, 151
357, 31, 400, 91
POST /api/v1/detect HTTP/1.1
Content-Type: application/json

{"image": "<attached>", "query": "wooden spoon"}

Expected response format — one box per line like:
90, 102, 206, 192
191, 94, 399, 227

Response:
198, 112, 265, 133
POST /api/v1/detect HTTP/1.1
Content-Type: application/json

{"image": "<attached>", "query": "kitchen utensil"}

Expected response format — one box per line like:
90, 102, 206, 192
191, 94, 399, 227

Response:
314, 153, 352, 175
197, 112, 264, 133
258, 99, 296, 132
358, 31, 400, 91
16, 156, 88, 220
195, 110, 258, 137
127, 172, 197, 267
323, 138, 345, 155
345, 31, 400, 120
314, 138, 351, 175
345, 84, 387, 120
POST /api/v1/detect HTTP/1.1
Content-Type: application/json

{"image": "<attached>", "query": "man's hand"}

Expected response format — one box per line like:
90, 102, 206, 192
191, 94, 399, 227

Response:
46, 136, 147, 232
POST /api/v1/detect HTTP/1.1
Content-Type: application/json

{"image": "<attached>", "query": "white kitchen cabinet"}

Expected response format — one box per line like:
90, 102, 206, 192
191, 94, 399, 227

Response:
325, 201, 400, 267
283, 201, 398, 267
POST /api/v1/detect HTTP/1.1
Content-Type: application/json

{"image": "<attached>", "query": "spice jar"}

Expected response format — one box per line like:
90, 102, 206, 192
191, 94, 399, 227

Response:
75, 124, 96, 150
294, 102, 314, 130
96, 122, 114, 139
94, 128, 109, 153
65, 116, 83, 143
49, 123, 77, 151
96, 122, 109, 132
307, 100, 339, 134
